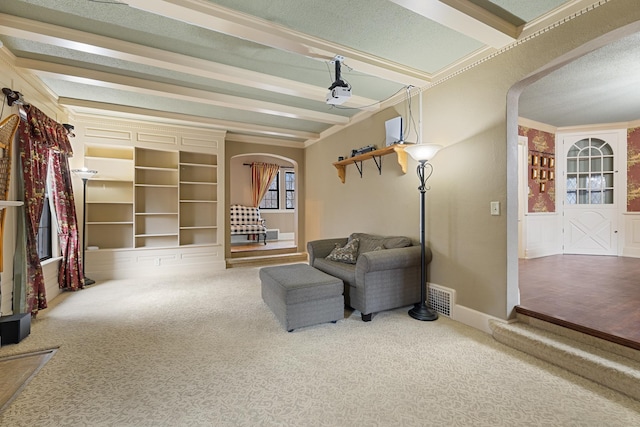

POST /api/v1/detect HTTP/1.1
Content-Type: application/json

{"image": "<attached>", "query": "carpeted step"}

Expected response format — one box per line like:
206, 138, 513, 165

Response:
490, 319, 640, 401
226, 252, 307, 268
516, 314, 640, 363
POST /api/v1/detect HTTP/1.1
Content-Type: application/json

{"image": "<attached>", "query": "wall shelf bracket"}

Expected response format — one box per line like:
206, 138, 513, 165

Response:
354, 160, 363, 178
372, 155, 382, 175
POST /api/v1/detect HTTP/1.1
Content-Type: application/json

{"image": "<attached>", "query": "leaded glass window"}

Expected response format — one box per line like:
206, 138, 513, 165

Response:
566, 138, 614, 205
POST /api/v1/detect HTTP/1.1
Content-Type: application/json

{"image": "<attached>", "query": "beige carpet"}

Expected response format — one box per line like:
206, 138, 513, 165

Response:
0, 266, 639, 426
0, 349, 56, 413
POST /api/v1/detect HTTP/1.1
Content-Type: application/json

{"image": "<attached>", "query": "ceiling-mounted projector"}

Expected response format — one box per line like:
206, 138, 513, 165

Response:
326, 86, 351, 105
326, 58, 351, 105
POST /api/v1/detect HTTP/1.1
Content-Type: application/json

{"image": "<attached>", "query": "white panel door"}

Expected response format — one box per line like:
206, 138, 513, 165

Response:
562, 133, 620, 255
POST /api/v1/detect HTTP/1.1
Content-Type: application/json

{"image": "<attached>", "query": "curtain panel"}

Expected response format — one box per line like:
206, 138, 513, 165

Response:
16, 105, 82, 315
49, 152, 83, 291
17, 110, 49, 315
251, 162, 280, 207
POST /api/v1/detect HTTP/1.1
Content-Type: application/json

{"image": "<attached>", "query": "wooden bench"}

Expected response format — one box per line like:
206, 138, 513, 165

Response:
230, 204, 267, 245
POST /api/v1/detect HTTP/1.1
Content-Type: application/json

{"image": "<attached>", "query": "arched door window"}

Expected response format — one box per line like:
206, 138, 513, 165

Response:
566, 138, 614, 205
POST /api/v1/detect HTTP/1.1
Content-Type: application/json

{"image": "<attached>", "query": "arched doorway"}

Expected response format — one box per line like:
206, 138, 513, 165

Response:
507, 21, 640, 348
228, 153, 299, 259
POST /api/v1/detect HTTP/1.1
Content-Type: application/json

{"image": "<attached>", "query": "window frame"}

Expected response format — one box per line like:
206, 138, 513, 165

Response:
259, 170, 280, 210
285, 170, 295, 210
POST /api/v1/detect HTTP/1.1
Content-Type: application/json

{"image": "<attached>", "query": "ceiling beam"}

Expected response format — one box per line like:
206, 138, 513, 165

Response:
17, 59, 349, 125
0, 14, 377, 109
125, 0, 432, 87
60, 98, 317, 141
390, 0, 519, 48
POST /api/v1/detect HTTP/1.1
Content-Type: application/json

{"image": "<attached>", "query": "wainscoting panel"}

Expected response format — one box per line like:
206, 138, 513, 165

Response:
623, 213, 640, 258
86, 246, 226, 280
524, 213, 561, 258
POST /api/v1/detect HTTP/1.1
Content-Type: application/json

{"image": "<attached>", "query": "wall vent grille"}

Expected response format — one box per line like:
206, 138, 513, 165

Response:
428, 284, 454, 318
265, 229, 279, 241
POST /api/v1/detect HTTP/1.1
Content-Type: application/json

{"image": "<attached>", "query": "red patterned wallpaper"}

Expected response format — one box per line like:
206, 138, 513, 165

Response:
519, 126, 556, 213
628, 127, 640, 211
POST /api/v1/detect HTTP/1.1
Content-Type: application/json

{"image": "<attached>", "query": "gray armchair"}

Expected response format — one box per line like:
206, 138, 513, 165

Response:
307, 233, 430, 321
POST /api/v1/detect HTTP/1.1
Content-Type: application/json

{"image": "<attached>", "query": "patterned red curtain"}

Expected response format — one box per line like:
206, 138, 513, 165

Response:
251, 162, 279, 207
18, 108, 49, 314
49, 151, 83, 291
17, 105, 79, 315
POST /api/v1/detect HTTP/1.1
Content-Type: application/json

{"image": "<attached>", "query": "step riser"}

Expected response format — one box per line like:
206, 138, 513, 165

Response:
517, 314, 640, 363
226, 254, 307, 268
491, 320, 640, 402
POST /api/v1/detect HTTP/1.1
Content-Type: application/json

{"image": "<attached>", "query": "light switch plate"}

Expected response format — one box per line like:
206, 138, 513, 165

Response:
490, 201, 500, 216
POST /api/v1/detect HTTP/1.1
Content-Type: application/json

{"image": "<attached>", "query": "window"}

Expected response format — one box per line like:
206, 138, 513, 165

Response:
285, 171, 295, 209
566, 138, 614, 205
259, 171, 280, 209
258, 169, 295, 210
37, 186, 53, 261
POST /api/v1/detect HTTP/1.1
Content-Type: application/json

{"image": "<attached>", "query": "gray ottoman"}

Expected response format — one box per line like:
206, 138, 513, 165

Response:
260, 264, 344, 332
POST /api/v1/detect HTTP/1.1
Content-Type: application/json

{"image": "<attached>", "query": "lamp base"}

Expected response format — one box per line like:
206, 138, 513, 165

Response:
84, 277, 95, 286
408, 303, 438, 321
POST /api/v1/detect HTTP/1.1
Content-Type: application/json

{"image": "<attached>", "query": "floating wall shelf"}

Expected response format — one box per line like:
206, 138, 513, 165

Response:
332, 144, 410, 183
0, 201, 23, 210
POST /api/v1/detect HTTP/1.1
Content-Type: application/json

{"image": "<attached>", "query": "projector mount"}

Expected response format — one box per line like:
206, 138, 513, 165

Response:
326, 56, 352, 105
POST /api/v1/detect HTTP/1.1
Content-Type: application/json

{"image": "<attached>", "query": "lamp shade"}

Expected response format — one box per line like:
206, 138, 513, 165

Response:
404, 143, 442, 162
72, 168, 98, 180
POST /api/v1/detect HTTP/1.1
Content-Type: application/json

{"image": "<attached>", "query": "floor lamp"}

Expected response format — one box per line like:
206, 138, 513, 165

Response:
404, 143, 441, 321
72, 167, 97, 286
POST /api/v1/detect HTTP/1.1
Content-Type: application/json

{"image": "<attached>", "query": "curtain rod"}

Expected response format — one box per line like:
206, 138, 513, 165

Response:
2, 87, 75, 136
2, 87, 29, 107
243, 163, 294, 169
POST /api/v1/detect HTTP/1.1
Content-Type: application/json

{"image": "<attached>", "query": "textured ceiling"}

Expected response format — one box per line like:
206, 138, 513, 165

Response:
0, 0, 630, 145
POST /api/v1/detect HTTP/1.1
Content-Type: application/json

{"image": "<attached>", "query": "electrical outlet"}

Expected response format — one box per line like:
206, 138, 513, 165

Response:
154, 258, 161, 266
490, 201, 500, 216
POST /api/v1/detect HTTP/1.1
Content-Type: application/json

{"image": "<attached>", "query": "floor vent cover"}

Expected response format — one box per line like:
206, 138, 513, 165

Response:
428, 284, 454, 317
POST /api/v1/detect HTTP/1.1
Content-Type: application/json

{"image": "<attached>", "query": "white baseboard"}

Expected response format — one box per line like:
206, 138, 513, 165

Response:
452, 304, 506, 335
279, 232, 295, 240
622, 247, 640, 258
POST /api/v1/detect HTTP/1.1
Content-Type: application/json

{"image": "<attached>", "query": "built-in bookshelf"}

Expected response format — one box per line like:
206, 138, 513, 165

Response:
179, 151, 218, 246
134, 148, 179, 248
75, 117, 225, 279
83, 145, 220, 250
84, 145, 135, 249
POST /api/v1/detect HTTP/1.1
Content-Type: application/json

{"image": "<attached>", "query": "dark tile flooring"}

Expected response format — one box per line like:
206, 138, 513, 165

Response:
518, 255, 640, 350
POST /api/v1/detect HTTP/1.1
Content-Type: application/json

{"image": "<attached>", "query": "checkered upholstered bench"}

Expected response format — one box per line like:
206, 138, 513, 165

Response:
230, 204, 267, 245
260, 264, 344, 332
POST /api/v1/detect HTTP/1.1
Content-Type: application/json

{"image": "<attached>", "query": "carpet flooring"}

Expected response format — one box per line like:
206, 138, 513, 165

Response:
0, 349, 56, 413
0, 266, 639, 426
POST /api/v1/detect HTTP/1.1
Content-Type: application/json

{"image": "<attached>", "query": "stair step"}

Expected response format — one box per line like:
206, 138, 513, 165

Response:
226, 252, 307, 268
490, 318, 640, 401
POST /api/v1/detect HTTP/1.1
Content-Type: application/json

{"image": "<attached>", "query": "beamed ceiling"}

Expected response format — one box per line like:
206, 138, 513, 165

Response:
0, 0, 637, 147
